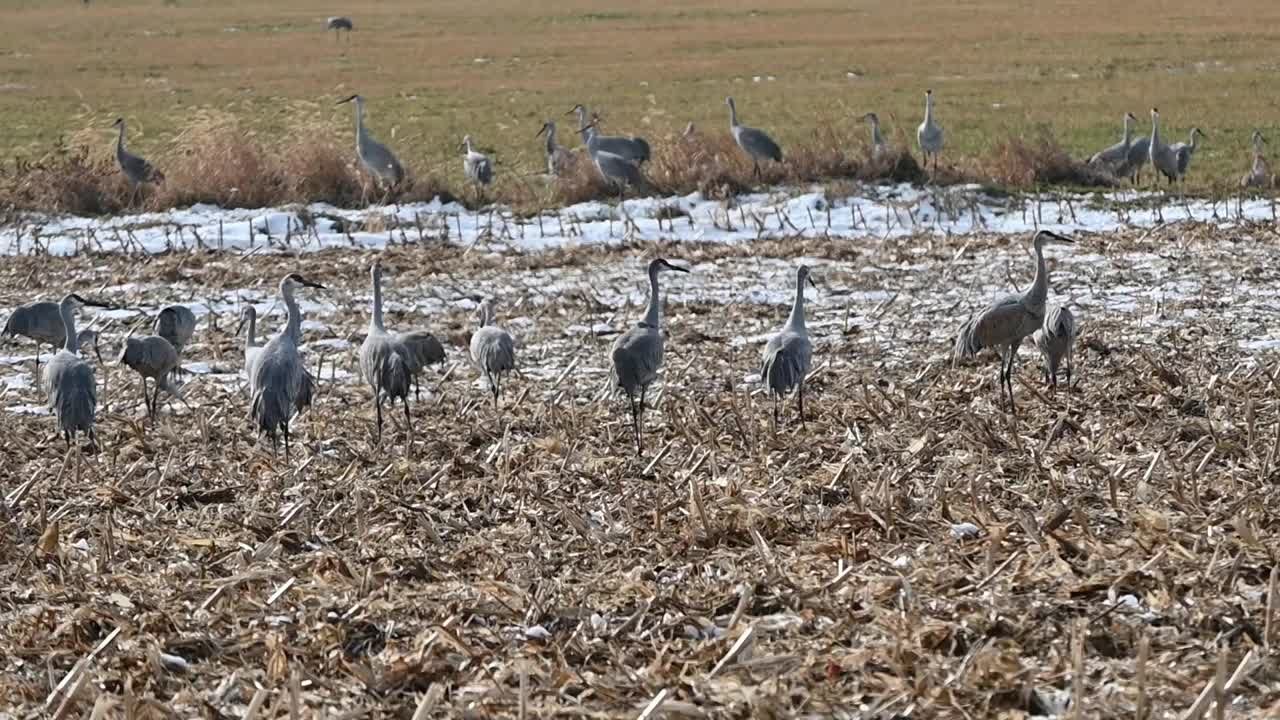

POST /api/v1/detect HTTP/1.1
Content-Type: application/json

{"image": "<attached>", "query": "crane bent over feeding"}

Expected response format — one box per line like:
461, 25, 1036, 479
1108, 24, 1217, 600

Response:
43, 294, 110, 449
610, 258, 689, 454
762, 265, 817, 426
1034, 305, 1077, 389
470, 299, 516, 409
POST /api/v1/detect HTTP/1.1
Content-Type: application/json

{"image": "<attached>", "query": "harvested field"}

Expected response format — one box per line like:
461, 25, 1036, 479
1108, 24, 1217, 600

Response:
2, 221, 1280, 717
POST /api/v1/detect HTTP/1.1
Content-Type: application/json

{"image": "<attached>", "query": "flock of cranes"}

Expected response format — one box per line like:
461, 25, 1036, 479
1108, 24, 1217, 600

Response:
105, 88, 1274, 211
4, 228, 1079, 457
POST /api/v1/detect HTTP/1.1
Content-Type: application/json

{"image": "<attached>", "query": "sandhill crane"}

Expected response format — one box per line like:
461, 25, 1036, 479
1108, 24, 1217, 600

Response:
398, 330, 446, 401
1122, 135, 1151, 184
237, 303, 315, 413
155, 303, 195, 380
4, 300, 101, 376
326, 16, 353, 40
43, 294, 109, 449
761, 265, 817, 426
359, 261, 415, 442
566, 105, 650, 164
1241, 130, 1272, 188
535, 120, 574, 176
1148, 108, 1181, 185
337, 95, 404, 204
578, 118, 649, 196
610, 258, 689, 454
1089, 112, 1138, 171
470, 298, 515, 409
112, 118, 163, 208
1170, 127, 1206, 181
1034, 305, 1076, 389
861, 112, 887, 159
118, 334, 182, 419
917, 89, 944, 180
461, 134, 494, 202
251, 273, 325, 457
725, 96, 783, 179
952, 230, 1074, 413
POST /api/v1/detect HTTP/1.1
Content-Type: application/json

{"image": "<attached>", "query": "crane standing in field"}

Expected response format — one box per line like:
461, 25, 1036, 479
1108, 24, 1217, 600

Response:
952, 229, 1074, 414
154, 303, 195, 380
861, 112, 888, 159
1034, 305, 1077, 389
916, 89, 944, 181
251, 273, 325, 458
761, 265, 817, 426
4, 300, 101, 378
461, 134, 494, 203
1241, 130, 1272, 188
535, 120, 574, 177
118, 333, 182, 419
610, 258, 689, 454
1148, 108, 1181, 186
567, 105, 650, 165
359, 261, 414, 443
1170, 127, 1207, 183
576, 118, 648, 196
43, 294, 110, 449
112, 118, 164, 208
1088, 112, 1138, 173
326, 16, 353, 40
398, 329, 446, 401
237, 303, 316, 413
470, 298, 516, 409
726, 96, 783, 179
337, 94, 404, 205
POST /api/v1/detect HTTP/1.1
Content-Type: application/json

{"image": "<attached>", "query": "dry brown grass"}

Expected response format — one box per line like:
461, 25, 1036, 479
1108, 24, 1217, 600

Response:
986, 131, 1119, 189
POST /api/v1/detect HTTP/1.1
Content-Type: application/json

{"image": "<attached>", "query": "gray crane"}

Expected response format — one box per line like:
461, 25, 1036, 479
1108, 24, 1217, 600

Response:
326, 16, 353, 40
861, 112, 888, 159
725, 96, 783, 179
916, 89, 945, 180
1033, 305, 1076, 389
566, 105, 650, 164
470, 298, 515, 408
461, 134, 494, 201
4, 300, 101, 376
43, 294, 110, 449
398, 330, 446, 401
1241, 130, 1272, 188
1122, 135, 1151, 184
761, 265, 817, 426
1088, 112, 1138, 171
112, 118, 163, 208
1148, 108, 1181, 185
952, 230, 1074, 413
610, 258, 689, 454
154, 303, 195, 380
359, 261, 414, 442
577, 119, 649, 196
337, 94, 404, 203
237, 303, 315, 413
1170, 127, 1206, 181
250, 273, 325, 457
535, 120, 573, 176
118, 334, 182, 419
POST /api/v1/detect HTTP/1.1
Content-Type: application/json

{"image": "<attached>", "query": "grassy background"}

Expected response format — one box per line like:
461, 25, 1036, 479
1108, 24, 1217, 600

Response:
2, 0, 1280, 191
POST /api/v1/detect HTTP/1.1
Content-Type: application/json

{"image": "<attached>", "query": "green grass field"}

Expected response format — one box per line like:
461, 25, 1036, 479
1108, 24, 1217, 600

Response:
3, 0, 1280, 193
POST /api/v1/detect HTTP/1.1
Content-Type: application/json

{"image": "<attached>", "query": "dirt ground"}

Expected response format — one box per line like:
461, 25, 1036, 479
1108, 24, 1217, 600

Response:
2, 222, 1279, 717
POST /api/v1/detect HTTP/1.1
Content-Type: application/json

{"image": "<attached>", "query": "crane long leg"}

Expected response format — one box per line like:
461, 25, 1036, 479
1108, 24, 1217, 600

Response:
627, 391, 643, 455
282, 421, 291, 460
151, 378, 162, 419
375, 394, 383, 443
797, 381, 806, 428
403, 396, 412, 439
140, 377, 151, 418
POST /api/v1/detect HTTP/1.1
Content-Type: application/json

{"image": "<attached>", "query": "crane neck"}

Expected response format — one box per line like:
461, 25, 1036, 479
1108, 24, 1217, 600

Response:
116, 124, 126, 154
642, 267, 663, 328
60, 299, 79, 356
1121, 117, 1132, 146
353, 100, 365, 149
1150, 114, 1160, 146
924, 95, 934, 125
727, 99, 739, 129
870, 119, 883, 147
370, 270, 385, 331
245, 308, 257, 348
1188, 130, 1200, 151
1026, 238, 1050, 307
785, 276, 807, 332
544, 125, 557, 154
281, 280, 302, 342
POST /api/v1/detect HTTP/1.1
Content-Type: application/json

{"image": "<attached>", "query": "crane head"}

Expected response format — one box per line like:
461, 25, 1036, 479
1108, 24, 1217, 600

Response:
1254, 130, 1267, 145
860, 112, 879, 124
336, 94, 360, 106
565, 104, 586, 118
535, 121, 552, 138
111, 118, 124, 128
1033, 230, 1074, 246
797, 264, 818, 290
650, 258, 689, 275
283, 272, 325, 290
1125, 112, 1137, 122
1192, 127, 1206, 139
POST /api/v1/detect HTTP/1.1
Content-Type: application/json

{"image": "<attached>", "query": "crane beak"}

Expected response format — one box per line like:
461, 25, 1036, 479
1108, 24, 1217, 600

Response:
234, 314, 246, 337
1049, 231, 1075, 244
665, 261, 690, 273
807, 275, 819, 289
535, 124, 547, 138
336, 95, 356, 105
564, 107, 579, 117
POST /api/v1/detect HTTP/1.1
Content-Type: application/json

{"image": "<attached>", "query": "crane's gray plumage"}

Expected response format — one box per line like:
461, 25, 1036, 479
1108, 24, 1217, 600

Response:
326, 16, 353, 39
1122, 136, 1151, 184
567, 105, 650, 164
237, 304, 314, 413
1088, 112, 1138, 171
916, 89, 944, 179
470, 298, 515, 409
1242, 130, 1272, 188
397, 329, 445, 401
154, 304, 195, 354
535, 120, 574, 176
761, 265, 817, 425
112, 118, 163, 208
726, 96, 782, 179
1148, 108, 1181, 185
610, 258, 689, 454
118, 334, 181, 419
1170, 127, 1206, 179
251, 273, 325, 457
4, 301, 103, 378
43, 294, 105, 448
952, 230, 1074, 413
1034, 305, 1077, 389
861, 112, 888, 158
337, 95, 404, 200
359, 262, 414, 442
462, 134, 494, 199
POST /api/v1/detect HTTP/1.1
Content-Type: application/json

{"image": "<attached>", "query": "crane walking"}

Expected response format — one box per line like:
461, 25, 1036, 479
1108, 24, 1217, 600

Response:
610, 258, 689, 454
398, 330, 446, 401
470, 298, 516, 409
916, 89, 944, 181
118, 334, 182, 419
359, 261, 414, 442
726, 96, 783, 179
337, 95, 404, 205
1034, 305, 1077, 389
112, 118, 164, 208
43, 294, 110, 449
952, 230, 1074, 413
761, 265, 817, 426
250, 273, 325, 457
